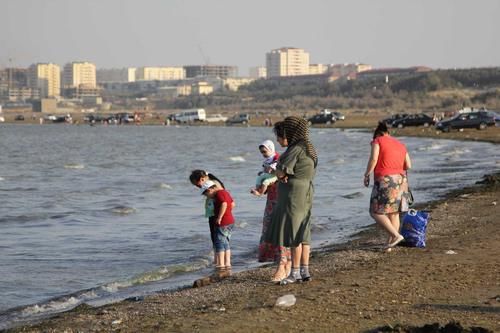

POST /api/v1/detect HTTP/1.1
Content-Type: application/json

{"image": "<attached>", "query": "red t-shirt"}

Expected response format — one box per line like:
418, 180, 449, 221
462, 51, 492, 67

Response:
372, 135, 407, 178
214, 189, 235, 226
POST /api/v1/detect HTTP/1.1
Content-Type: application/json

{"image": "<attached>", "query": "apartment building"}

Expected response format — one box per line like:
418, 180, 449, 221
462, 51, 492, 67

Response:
249, 66, 267, 79
28, 63, 61, 98
135, 67, 185, 81
266, 47, 310, 78
184, 65, 238, 79
328, 63, 372, 77
63, 62, 97, 88
309, 64, 328, 75
97, 68, 136, 83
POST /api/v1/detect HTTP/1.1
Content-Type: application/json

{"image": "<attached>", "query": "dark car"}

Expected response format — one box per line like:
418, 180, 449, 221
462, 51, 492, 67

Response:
381, 113, 409, 126
226, 113, 250, 125
485, 111, 500, 126
307, 113, 336, 125
436, 111, 496, 132
391, 113, 435, 128
14, 115, 25, 121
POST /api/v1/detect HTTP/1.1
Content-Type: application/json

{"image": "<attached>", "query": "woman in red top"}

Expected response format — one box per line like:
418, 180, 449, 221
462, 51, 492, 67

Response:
364, 122, 412, 249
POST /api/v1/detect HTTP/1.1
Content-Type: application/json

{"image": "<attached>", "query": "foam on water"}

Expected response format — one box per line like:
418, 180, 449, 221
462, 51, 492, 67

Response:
229, 156, 246, 162
0, 176, 4, 181
64, 163, 85, 169
158, 183, 173, 189
111, 206, 137, 215
417, 142, 445, 151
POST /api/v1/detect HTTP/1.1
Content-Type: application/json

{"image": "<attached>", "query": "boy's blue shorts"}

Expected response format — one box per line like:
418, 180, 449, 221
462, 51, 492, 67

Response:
214, 224, 233, 253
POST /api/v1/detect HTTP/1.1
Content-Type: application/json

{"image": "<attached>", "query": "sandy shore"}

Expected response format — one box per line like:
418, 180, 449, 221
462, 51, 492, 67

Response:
5, 132, 500, 333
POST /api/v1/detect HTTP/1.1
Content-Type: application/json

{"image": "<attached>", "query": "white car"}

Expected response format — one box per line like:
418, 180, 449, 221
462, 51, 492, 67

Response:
205, 114, 228, 123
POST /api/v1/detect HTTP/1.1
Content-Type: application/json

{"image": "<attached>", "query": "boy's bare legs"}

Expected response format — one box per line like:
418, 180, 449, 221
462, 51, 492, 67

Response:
224, 250, 231, 268
216, 252, 225, 269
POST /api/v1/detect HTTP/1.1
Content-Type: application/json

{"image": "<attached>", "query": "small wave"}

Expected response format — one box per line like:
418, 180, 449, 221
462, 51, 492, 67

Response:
229, 156, 246, 162
102, 260, 210, 292
0, 177, 4, 181
417, 143, 445, 151
238, 221, 249, 229
329, 158, 345, 165
64, 164, 85, 169
111, 206, 136, 215
158, 183, 173, 190
341, 192, 364, 199
442, 148, 471, 157
22, 297, 80, 316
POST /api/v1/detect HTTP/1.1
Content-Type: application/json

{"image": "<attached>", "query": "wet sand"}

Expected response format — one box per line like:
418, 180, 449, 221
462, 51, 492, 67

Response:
6, 133, 500, 333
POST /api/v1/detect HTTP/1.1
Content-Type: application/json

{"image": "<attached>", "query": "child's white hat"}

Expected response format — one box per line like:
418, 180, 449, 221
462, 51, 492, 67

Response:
200, 180, 216, 195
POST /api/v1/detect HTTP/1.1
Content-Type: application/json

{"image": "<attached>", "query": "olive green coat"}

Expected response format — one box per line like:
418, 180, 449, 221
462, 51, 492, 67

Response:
265, 144, 316, 247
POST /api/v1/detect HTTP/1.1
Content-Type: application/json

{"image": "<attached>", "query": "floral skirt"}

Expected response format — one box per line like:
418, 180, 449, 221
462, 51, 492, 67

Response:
370, 174, 410, 214
258, 188, 290, 264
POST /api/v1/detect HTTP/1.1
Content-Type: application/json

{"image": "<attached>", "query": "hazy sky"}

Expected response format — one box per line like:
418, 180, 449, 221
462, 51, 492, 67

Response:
1, 0, 499, 75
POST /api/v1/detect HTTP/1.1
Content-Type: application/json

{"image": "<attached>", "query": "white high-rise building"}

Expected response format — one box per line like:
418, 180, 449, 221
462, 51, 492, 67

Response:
135, 67, 185, 81
63, 62, 97, 88
266, 47, 310, 78
28, 63, 61, 98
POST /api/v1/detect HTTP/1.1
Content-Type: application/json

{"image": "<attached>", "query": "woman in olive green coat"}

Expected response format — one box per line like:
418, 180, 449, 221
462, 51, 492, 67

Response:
266, 116, 318, 284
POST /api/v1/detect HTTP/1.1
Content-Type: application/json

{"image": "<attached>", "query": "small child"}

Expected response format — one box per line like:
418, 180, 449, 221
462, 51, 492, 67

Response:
250, 140, 279, 196
201, 180, 235, 272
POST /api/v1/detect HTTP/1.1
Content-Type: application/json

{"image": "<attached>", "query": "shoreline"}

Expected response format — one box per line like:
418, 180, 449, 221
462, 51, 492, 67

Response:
4, 131, 500, 333
6, 174, 499, 332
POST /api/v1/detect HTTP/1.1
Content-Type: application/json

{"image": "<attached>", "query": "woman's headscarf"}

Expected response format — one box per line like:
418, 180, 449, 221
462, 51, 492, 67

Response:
283, 116, 318, 166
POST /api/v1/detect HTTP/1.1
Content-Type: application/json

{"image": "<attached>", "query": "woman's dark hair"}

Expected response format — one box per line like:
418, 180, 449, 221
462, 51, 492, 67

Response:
273, 121, 285, 139
373, 122, 389, 139
189, 170, 225, 189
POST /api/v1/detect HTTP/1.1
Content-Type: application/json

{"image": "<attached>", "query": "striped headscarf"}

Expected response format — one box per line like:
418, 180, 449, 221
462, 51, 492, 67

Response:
283, 116, 318, 166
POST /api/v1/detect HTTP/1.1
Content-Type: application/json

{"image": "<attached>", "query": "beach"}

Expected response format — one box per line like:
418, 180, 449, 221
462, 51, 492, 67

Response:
7, 133, 499, 332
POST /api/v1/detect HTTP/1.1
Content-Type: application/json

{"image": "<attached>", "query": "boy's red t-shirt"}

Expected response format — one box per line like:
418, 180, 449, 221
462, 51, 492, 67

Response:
372, 135, 407, 178
214, 189, 235, 226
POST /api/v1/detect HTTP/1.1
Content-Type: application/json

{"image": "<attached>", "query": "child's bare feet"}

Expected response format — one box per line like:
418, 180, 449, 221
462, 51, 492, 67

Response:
250, 188, 263, 196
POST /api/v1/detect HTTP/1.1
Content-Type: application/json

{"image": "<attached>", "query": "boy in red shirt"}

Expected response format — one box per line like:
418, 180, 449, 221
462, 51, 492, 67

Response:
201, 180, 235, 270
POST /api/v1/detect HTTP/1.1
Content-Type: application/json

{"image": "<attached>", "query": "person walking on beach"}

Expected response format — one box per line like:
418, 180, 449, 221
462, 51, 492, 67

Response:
200, 180, 235, 271
189, 170, 226, 264
266, 117, 318, 284
363, 122, 412, 249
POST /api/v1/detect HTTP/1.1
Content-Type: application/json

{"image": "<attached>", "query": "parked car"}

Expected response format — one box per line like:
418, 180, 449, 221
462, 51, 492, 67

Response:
485, 110, 500, 126
205, 114, 228, 123
43, 114, 57, 121
14, 115, 25, 121
436, 111, 496, 132
226, 113, 250, 125
332, 111, 345, 121
391, 113, 435, 128
381, 113, 409, 126
307, 112, 336, 125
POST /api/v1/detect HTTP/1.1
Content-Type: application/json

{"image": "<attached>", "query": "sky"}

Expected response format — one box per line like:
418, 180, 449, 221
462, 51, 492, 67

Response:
1, 0, 499, 75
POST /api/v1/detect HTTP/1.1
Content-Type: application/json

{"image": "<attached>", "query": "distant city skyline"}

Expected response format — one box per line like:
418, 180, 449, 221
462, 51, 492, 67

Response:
1, 0, 500, 75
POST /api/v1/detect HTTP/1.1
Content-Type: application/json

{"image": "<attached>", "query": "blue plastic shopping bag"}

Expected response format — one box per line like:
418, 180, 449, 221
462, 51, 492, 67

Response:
401, 209, 430, 248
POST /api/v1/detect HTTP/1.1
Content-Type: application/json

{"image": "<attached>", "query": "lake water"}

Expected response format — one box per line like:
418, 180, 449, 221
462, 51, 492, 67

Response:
0, 124, 498, 328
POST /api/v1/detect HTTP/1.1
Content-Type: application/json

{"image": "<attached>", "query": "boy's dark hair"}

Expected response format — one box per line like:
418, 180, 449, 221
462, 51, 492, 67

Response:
273, 121, 285, 139
373, 122, 389, 139
189, 170, 225, 189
